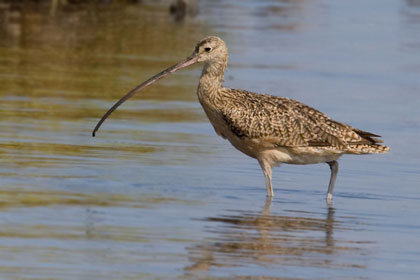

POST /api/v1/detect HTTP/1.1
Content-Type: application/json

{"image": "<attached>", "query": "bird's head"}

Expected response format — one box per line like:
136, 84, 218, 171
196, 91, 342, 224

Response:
193, 36, 228, 64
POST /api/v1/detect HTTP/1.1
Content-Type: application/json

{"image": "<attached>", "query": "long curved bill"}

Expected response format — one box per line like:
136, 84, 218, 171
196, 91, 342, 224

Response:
92, 53, 198, 137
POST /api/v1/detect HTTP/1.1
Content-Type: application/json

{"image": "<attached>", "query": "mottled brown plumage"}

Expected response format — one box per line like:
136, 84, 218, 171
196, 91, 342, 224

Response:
93, 36, 389, 202
218, 89, 387, 153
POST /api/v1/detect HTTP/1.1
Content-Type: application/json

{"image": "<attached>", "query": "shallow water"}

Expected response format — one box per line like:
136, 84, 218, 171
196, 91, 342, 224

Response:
0, 0, 419, 279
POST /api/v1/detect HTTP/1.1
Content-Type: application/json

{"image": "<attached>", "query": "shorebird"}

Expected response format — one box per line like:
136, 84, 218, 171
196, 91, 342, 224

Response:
92, 36, 389, 202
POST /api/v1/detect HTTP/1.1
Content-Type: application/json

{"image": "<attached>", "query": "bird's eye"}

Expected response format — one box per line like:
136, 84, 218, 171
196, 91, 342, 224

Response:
204, 47, 211, 52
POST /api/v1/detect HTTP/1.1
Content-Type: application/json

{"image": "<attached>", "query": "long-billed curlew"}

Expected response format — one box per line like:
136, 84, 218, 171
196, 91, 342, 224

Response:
92, 36, 389, 202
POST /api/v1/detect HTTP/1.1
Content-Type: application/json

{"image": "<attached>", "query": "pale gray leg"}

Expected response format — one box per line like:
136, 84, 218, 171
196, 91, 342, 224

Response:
326, 160, 338, 202
258, 160, 274, 197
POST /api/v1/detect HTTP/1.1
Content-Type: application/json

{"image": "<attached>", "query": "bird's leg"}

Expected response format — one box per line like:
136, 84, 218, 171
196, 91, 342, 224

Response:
264, 170, 274, 198
258, 160, 274, 198
326, 160, 339, 203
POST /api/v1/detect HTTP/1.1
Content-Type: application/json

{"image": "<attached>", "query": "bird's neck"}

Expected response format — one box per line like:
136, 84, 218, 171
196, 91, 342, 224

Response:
198, 59, 227, 102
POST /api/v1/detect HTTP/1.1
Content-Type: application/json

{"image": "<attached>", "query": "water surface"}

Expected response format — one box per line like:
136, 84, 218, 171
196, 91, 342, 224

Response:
0, 0, 419, 279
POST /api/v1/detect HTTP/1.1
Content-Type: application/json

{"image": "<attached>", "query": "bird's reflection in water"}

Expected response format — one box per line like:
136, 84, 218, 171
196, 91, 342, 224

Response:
186, 199, 366, 273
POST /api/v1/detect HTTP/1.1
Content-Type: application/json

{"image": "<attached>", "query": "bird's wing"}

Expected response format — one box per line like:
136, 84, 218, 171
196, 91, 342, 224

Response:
220, 89, 377, 149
